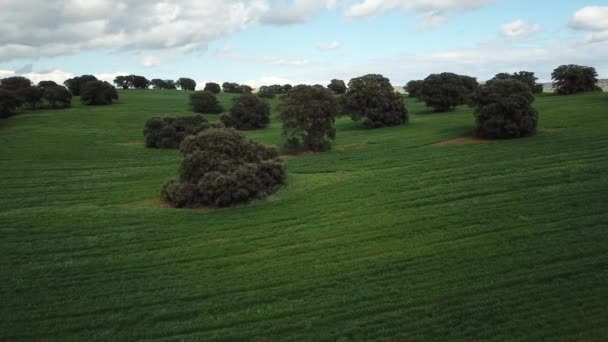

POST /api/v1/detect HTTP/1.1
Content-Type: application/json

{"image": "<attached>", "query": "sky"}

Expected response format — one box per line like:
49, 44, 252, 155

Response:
0, 0, 607, 89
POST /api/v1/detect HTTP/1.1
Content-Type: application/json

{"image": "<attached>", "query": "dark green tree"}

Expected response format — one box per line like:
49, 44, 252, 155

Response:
551, 64, 601, 95
204, 82, 221, 94
342, 74, 408, 128
144, 114, 215, 149
405, 80, 424, 98
177, 78, 197, 91
222, 82, 242, 93
0, 89, 20, 118
161, 128, 286, 208
470, 79, 538, 139
420, 73, 478, 112
190, 91, 223, 114
327, 79, 347, 94
0, 76, 32, 91
279, 85, 339, 151
490, 71, 544, 94
81, 81, 119, 105
220, 94, 271, 130
37, 80, 58, 90
16, 86, 44, 109
43, 86, 72, 108
64, 75, 97, 96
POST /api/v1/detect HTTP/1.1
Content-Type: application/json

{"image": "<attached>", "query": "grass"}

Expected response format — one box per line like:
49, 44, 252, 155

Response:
1, 90, 607, 341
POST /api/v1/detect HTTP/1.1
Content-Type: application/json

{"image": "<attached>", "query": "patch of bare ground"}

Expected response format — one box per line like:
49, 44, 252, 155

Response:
117, 141, 145, 147
151, 198, 215, 212
335, 143, 369, 152
280, 151, 320, 160
539, 127, 563, 134
433, 136, 492, 146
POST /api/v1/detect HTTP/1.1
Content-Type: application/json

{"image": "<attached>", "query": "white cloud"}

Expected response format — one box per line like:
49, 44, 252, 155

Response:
500, 20, 540, 39
260, 0, 337, 25
94, 72, 129, 84
271, 59, 311, 66
141, 56, 161, 67
569, 6, 608, 43
317, 41, 342, 51
345, 0, 493, 28
569, 6, 608, 32
244, 76, 296, 88
0, 0, 270, 61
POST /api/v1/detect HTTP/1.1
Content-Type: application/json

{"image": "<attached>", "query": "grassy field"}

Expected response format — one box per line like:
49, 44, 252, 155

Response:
1, 90, 607, 341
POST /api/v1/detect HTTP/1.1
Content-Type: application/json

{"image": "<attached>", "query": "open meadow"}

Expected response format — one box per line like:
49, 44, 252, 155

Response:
1, 90, 607, 340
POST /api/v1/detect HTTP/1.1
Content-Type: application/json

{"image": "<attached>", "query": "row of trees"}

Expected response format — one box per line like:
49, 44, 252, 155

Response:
0, 77, 72, 117
113, 75, 197, 91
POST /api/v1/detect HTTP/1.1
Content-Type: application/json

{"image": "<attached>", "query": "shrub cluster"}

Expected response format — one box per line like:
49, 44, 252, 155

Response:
342, 74, 408, 128
190, 91, 223, 114
176, 78, 197, 91
404, 80, 424, 98
220, 94, 271, 130
114, 75, 150, 89
279, 85, 339, 151
204, 82, 221, 94
151, 79, 177, 90
470, 79, 538, 139
327, 79, 347, 94
222, 82, 253, 94
257, 84, 292, 98
144, 114, 217, 149
161, 128, 286, 208
81, 81, 119, 105
490, 72, 543, 93
64, 75, 98, 95
420, 73, 478, 112
0, 77, 73, 117
552, 64, 602, 95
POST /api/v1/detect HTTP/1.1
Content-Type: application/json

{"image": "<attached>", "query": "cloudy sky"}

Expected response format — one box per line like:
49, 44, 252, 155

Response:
0, 0, 607, 88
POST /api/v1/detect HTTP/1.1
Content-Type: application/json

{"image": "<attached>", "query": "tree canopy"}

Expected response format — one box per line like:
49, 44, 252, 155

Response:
551, 65, 602, 95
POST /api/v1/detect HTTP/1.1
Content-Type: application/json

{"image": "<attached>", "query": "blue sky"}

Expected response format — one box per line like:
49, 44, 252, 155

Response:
1, 0, 607, 88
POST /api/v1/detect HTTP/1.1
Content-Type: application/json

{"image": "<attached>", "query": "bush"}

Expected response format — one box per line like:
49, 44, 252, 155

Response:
64, 75, 97, 96
327, 79, 347, 94
342, 74, 408, 128
0, 76, 32, 91
151, 79, 177, 90
552, 64, 601, 95
470, 79, 538, 139
222, 82, 242, 93
38, 80, 58, 90
144, 114, 216, 149
490, 71, 544, 94
420, 73, 479, 112
204, 82, 221, 94
240, 85, 254, 94
177, 78, 197, 91
161, 128, 286, 208
81, 81, 119, 105
16, 86, 44, 109
220, 94, 271, 130
43, 86, 72, 108
257, 86, 276, 99
279, 85, 339, 151
190, 91, 223, 114
405, 80, 424, 98
0, 89, 20, 118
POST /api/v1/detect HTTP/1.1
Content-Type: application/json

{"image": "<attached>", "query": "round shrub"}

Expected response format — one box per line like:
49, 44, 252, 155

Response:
405, 80, 424, 98
16, 86, 44, 109
470, 79, 538, 139
204, 82, 221, 94
144, 114, 218, 149
552, 64, 602, 95
220, 94, 271, 130
81, 81, 119, 105
43, 86, 72, 108
342, 74, 408, 128
279, 85, 339, 152
0, 89, 20, 118
327, 79, 347, 94
420, 73, 478, 112
190, 91, 223, 114
0, 76, 32, 91
161, 128, 286, 208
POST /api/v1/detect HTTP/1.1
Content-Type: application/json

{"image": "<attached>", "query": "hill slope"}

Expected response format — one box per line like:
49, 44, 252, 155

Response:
1, 90, 607, 340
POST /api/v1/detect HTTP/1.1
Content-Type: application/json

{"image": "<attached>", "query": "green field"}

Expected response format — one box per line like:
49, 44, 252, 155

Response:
1, 90, 607, 340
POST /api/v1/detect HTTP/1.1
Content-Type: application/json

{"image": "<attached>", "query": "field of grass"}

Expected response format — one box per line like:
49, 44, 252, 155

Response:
1, 90, 607, 340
